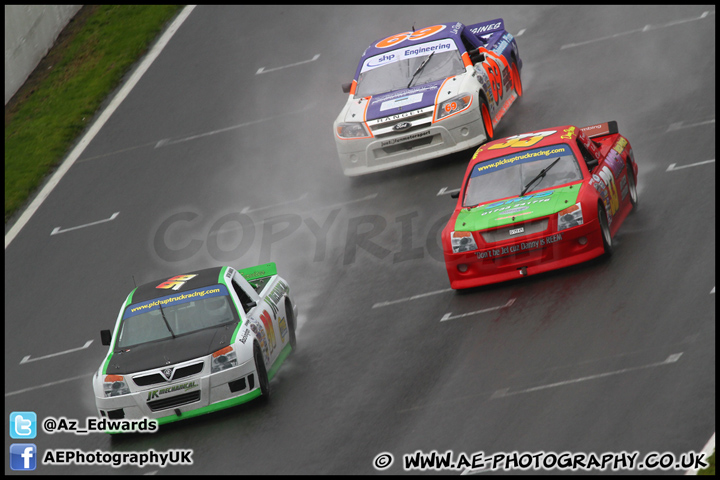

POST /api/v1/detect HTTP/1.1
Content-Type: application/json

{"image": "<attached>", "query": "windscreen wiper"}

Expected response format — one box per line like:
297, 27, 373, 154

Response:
520, 157, 561, 196
407, 51, 435, 88
158, 302, 176, 339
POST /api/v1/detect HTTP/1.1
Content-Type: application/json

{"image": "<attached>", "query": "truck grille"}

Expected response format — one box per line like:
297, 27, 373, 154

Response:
133, 361, 204, 387
481, 218, 549, 243
147, 391, 201, 412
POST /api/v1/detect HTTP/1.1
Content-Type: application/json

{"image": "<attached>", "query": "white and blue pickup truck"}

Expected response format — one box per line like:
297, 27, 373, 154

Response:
334, 19, 523, 176
93, 263, 297, 428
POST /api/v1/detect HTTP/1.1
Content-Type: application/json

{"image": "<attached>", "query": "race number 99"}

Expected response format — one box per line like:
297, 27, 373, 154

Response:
375, 25, 446, 48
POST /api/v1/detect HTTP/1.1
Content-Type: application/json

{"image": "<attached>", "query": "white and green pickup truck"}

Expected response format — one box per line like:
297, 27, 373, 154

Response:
93, 263, 297, 427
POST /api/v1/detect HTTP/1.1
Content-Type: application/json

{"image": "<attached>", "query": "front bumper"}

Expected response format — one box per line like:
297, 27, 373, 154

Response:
444, 220, 605, 289
336, 108, 486, 176
94, 357, 260, 426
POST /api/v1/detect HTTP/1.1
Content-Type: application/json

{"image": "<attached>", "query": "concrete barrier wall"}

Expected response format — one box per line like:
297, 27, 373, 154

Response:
5, 5, 82, 104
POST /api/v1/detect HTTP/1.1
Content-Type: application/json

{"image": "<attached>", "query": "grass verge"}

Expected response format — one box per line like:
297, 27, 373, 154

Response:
5, 5, 184, 223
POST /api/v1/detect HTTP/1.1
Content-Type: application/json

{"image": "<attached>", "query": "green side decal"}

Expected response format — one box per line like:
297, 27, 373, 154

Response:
267, 343, 292, 381
109, 390, 264, 431
455, 184, 582, 232
101, 288, 137, 375
238, 262, 277, 281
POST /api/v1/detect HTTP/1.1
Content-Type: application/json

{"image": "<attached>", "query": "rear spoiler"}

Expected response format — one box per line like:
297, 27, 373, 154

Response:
466, 18, 505, 48
238, 262, 277, 282
580, 121, 619, 139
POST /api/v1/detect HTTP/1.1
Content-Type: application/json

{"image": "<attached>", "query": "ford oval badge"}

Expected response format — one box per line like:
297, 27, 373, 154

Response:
393, 122, 412, 132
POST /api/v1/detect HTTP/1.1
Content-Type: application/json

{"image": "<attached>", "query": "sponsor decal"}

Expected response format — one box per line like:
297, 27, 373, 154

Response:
224, 268, 234, 281
381, 130, 431, 147
613, 137, 628, 154
371, 84, 439, 105
561, 127, 576, 140
589, 166, 619, 224
146, 381, 199, 401
472, 145, 570, 177
124, 285, 228, 319
278, 317, 288, 341
604, 149, 625, 177
264, 281, 287, 316
475, 233, 563, 259
496, 211, 534, 221
365, 53, 396, 69
470, 22, 502, 35
620, 175, 629, 200
375, 109, 424, 123
156, 274, 198, 291
248, 319, 270, 363
363, 38, 456, 73
380, 93, 423, 112
239, 327, 250, 344
451, 22, 462, 35
260, 310, 277, 351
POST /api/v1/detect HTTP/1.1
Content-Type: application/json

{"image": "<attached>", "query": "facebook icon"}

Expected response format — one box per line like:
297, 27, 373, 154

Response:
10, 444, 37, 471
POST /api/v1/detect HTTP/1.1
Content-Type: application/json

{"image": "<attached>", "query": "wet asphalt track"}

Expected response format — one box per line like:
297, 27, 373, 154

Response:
5, 5, 715, 475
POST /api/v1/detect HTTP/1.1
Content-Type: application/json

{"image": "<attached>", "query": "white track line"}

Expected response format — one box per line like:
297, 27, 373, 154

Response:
492, 353, 683, 398
256, 54, 320, 74
437, 186, 461, 196
561, 11, 714, 50
5, 373, 93, 397
667, 118, 715, 132
372, 288, 453, 309
20, 340, 93, 364
441, 298, 516, 321
666, 159, 715, 172
50, 212, 119, 235
5, 5, 197, 249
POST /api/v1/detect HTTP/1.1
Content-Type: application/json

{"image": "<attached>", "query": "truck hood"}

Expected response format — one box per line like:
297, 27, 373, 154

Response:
105, 323, 237, 375
454, 184, 582, 231
346, 78, 452, 122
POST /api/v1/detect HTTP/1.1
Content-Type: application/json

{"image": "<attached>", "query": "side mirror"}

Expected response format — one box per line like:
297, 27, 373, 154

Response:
341, 82, 352, 93
469, 48, 485, 64
100, 329, 112, 346
450, 191, 460, 199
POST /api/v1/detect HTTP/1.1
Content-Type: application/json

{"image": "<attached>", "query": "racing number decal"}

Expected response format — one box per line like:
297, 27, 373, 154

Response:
156, 274, 197, 290
488, 130, 557, 150
375, 25, 446, 48
482, 58, 503, 104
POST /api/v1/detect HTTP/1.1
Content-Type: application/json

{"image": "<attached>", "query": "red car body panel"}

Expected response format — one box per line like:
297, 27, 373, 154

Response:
442, 122, 638, 289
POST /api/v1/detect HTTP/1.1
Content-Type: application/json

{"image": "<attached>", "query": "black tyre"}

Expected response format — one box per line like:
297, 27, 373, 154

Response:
286, 301, 297, 351
598, 203, 613, 257
254, 344, 270, 401
627, 162, 638, 207
480, 96, 494, 142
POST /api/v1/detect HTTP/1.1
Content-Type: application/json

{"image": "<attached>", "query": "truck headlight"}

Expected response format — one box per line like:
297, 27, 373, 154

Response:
451, 231, 478, 253
436, 94, 472, 121
558, 203, 583, 231
212, 346, 238, 373
103, 375, 130, 397
336, 122, 371, 139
